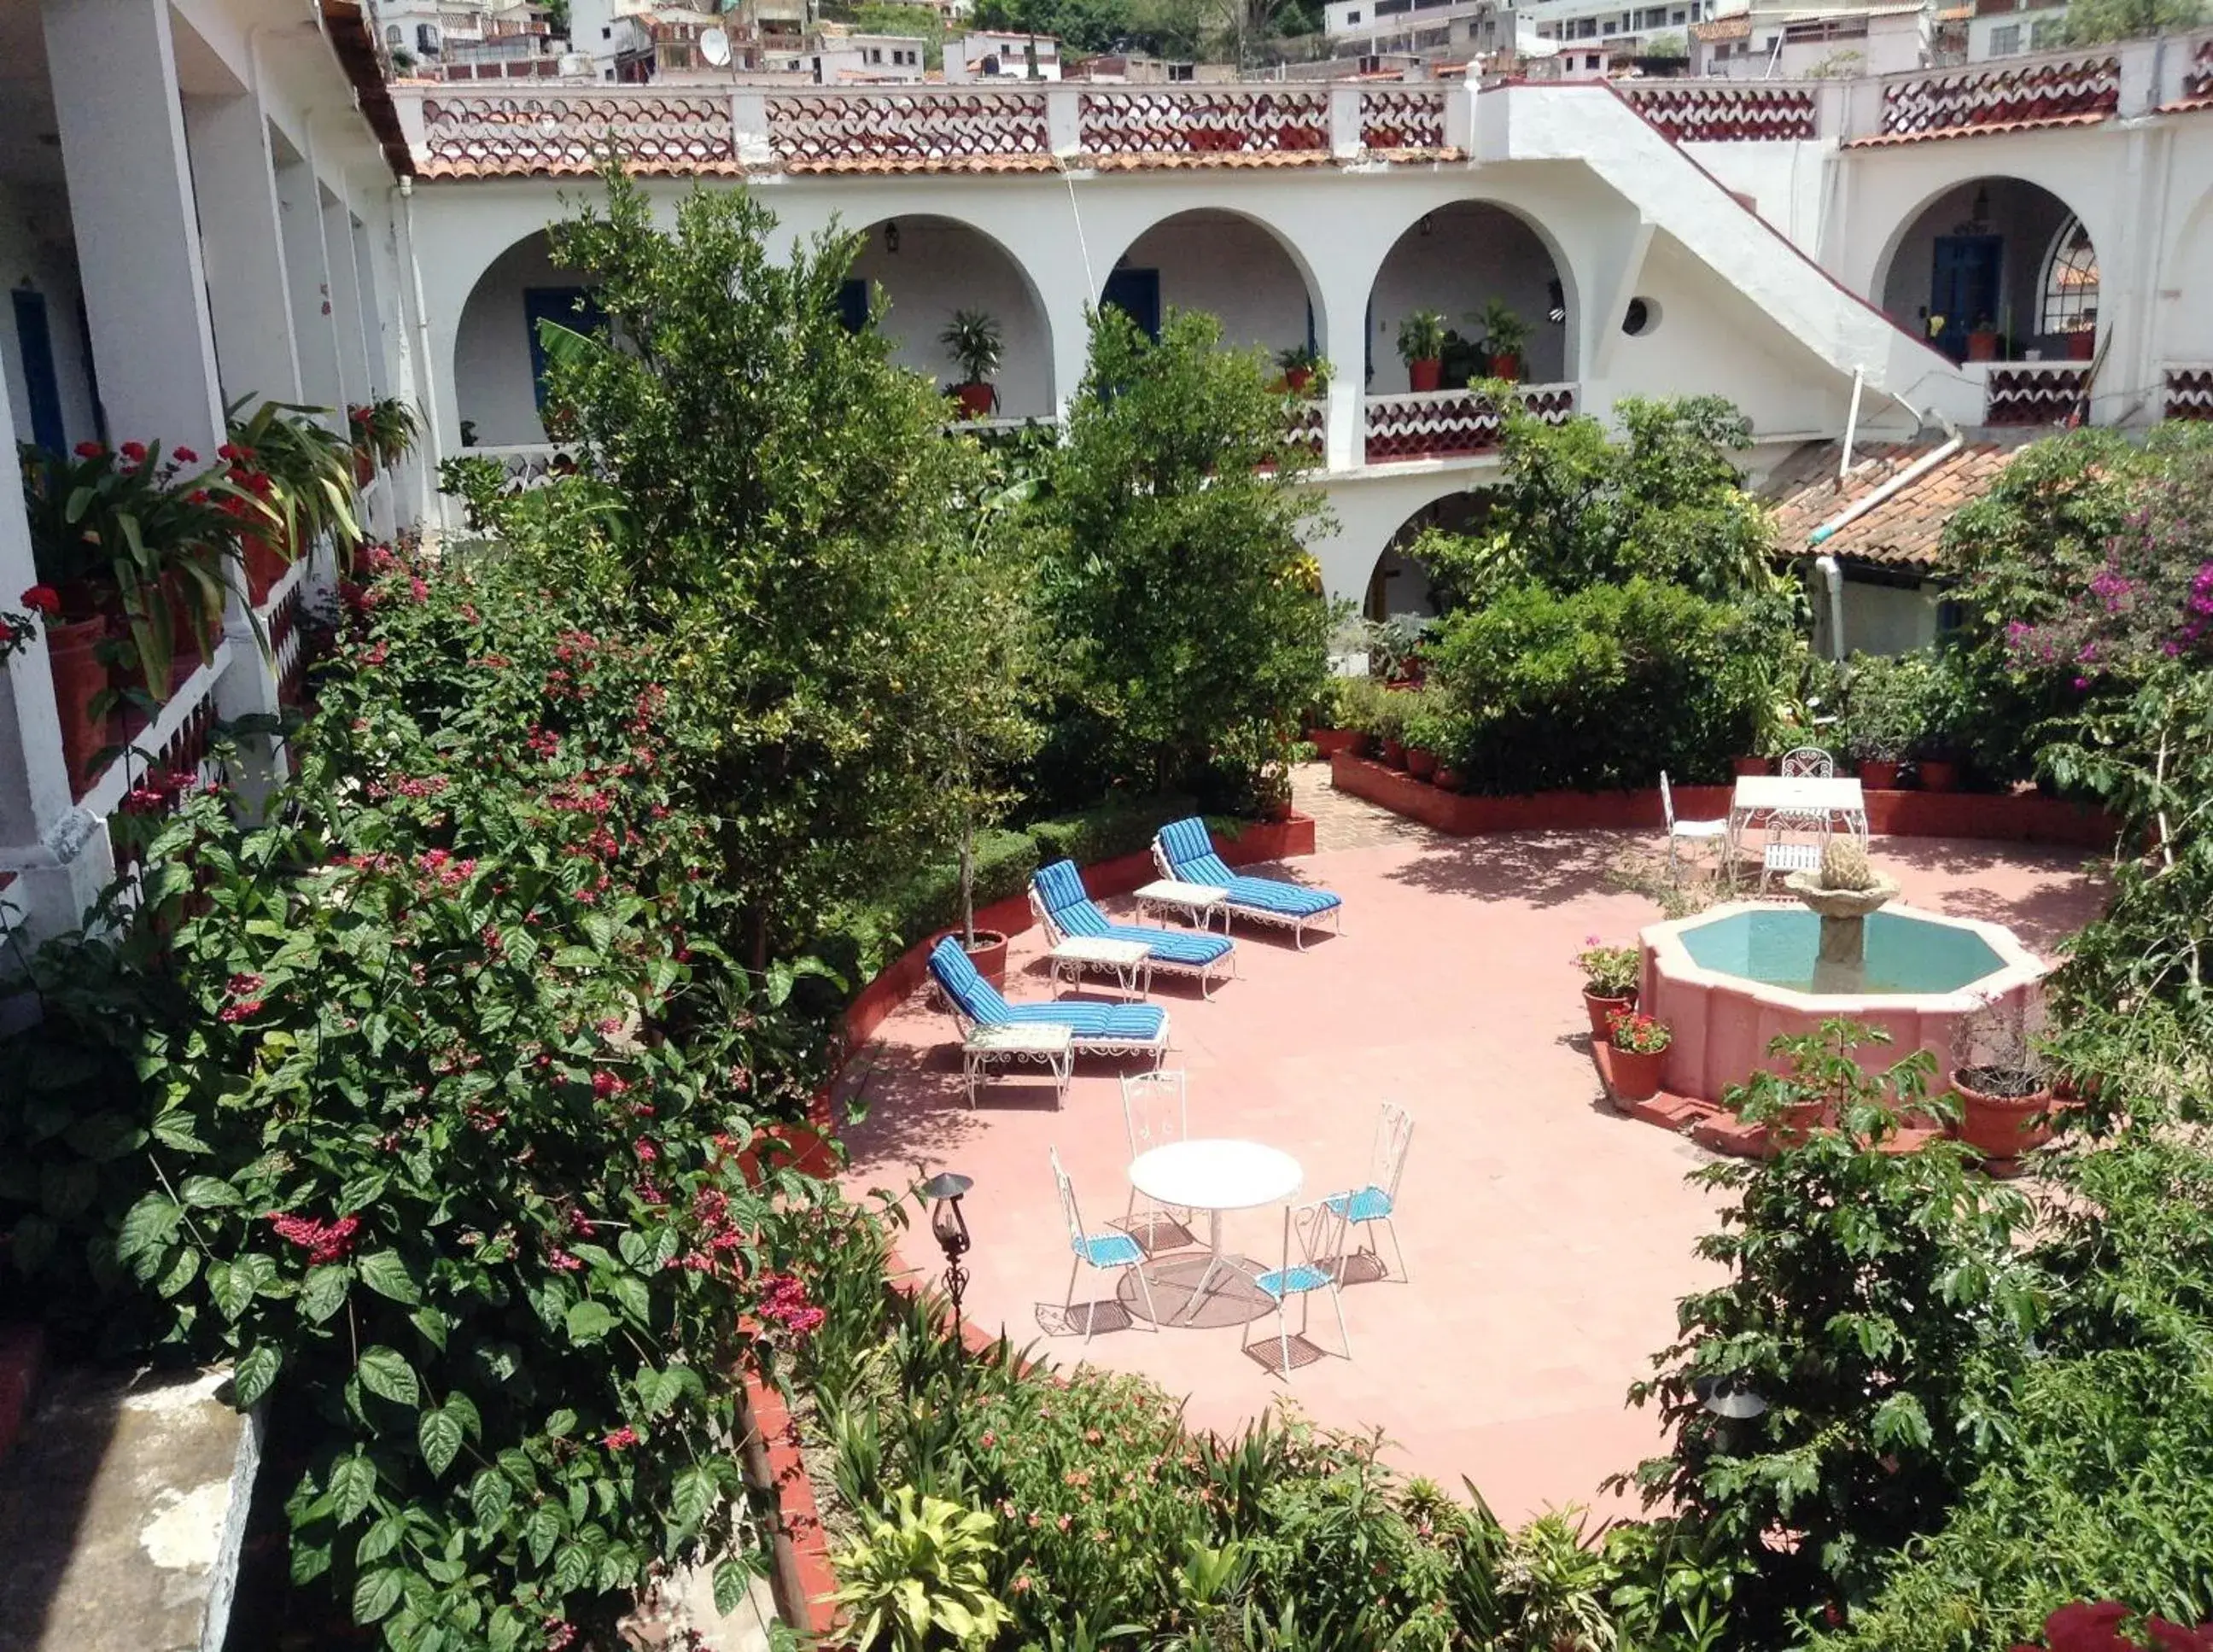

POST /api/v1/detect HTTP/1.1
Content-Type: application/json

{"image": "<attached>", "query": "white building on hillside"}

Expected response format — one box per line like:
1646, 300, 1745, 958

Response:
811, 31, 930, 81
944, 30, 1062, 79
1687, 2, 1929, 77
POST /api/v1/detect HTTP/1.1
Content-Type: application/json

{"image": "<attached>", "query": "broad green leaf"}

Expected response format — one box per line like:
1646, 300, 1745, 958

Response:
116, 1194, 183, 1268
301, 1265, 351, 1323
353, 1567, 405, 1625
469, 1467, 514, 1532
359, 1251, 422, 1305
712, 1556, 754, 1616
179, 1176, 242, 1209
418, 1407, 464, 1478
231, 1344, 281, 1409
563, 1300, 618, 1346
357, 1346, 421, 1408
357, 1514, 404, 1566
330, 1454, 377, 1526
671, 1464, 717, 1531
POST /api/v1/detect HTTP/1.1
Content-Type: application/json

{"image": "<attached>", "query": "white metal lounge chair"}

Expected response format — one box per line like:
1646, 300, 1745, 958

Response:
1151, 816, 1343, 949
1029, 860, 1236, 999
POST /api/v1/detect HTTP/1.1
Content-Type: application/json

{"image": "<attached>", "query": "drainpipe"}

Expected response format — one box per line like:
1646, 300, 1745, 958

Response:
1838, 366, 1863, 483
1807, 430, 1964, 661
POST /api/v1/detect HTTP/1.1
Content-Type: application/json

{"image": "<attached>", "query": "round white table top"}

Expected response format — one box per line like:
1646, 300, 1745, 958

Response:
1130, 1138, 1303, 1212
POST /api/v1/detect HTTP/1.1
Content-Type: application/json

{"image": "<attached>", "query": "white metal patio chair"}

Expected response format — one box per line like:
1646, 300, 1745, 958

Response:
1118, 1071, 1198, 1253
1660, 770, 1731, 874
1050, 1147, 1159, 1342
1778, 746, 1836, 779
1324, 1102, 1412, 1282
1760, 808, 1831, 894
1245, 1197, 1354, 1378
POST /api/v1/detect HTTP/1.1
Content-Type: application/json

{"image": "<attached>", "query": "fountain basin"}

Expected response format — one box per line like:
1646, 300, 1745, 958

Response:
1641, 902, 2046, 1105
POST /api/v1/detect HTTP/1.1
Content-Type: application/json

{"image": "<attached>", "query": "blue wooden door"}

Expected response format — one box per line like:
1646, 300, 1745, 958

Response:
1101, 268, 1161, 342
11, 290, 67, 453
1930, 236, 2001, 361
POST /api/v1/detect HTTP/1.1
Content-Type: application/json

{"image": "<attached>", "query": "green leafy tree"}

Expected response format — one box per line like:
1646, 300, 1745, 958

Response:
1622, 1022, 2041, 1638
1035, 306, 1333, 798
846, 2, 947, 66
2060, 0, 2205, 42
537, 169, 1007, 966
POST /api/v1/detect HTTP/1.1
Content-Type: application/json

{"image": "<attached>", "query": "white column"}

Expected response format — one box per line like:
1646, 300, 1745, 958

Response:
1318, 271, 1370, 474
0, 367, 115, 954
324, 190, 371, 408
41, 0, 225, 454
277, 156, 343, 412
183, 90, 303, 409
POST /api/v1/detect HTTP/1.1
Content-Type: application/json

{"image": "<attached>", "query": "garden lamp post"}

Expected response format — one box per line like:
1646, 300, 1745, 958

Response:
920, 1170, 974, 1348
1694, 1374, 1769, 1456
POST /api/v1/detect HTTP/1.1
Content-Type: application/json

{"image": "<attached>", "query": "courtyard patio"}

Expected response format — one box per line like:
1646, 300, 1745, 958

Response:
836, 778, 2106, 1524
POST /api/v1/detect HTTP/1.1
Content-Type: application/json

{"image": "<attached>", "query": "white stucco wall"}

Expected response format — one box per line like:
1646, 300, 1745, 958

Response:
1114, 210, 1318, 359
848, 217, 1054, 416
1679, 139, 1831, 255
0, 181, 100, 452
1364, 201, 1568, 391
453, 231, 588, 447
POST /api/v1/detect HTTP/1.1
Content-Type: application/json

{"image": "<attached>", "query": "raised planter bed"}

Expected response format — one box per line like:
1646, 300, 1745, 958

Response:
1329, 754, 2118, 848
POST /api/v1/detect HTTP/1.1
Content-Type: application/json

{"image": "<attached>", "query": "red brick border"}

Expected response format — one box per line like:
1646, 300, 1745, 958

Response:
1329, 754, 2117, 848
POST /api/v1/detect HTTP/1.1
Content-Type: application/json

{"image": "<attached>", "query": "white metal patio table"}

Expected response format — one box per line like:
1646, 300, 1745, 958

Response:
1728, 773, 1869, 849
961, 1023, 1074, 1110
1134, 878, 1230, 931
1047, 935, 1155, 997
1129, 1138, 1303, 1324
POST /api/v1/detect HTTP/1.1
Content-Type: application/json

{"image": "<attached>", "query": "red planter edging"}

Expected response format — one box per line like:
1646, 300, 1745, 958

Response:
1329, 754, 2117, 848
1307, 727, 1363, 758
742, 1370, 841, 1637
0, 1323, 44, 1469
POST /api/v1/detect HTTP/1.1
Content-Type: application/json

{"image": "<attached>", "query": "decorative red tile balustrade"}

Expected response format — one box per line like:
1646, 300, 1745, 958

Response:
1867, 55, 2119, 144
1358, 86, 1449, 152
766, 90, 1053, 172
271, 584, 311, 709
1077, 90, 1331, 162
2166, 367, 2213, 421
419, 91, 739, 177
2165, 35, 2213, 109
1617, 83, 1818, 142
1984, 364, 2089, 427
1283, 400, 1325, 458
1363, 386, 1574, 464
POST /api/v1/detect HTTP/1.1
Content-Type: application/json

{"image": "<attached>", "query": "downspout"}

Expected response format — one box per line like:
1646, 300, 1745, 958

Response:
397, 176, 446, 531
1807, 430, 1964, 660
1838, 366, 1863, 482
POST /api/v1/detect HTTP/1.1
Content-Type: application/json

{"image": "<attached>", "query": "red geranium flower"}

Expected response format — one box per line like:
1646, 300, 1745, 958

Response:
20, 586, 61, 617
172, 446, 198, 464
73, 441, 104, 458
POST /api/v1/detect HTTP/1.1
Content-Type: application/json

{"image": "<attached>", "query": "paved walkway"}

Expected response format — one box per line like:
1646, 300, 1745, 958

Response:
839, 786, 2105, 1524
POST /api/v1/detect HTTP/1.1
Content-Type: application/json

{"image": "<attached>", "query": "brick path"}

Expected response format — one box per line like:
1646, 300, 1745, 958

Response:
1291, 760, 1427, 852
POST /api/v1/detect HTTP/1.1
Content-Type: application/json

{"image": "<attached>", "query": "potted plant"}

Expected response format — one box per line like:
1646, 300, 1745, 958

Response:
350, 397, 421, 480
1913, 654, 1967, 792
1369, 687, 1410, 769
1965, 316, 2001, 362
1575, 939, 1640, 1040
1307, 675, 1372, 758
1397, 309, 1448, 394
1474, 299, 1530, 382
227, 398, 365, 596
1603, 1009, 1672, 1105
1950, 994, 2055, 1165
1842, 652, 1922, 791
2064, 323, 2095, 362
940, 308, 1003, 420
1274, 344, 1325, 396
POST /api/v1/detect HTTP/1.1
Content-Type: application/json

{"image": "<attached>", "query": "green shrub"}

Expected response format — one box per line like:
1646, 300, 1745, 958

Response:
1841, 650, 1938, 764
881, 827, 1039, 944
1025, 791, 1198, 868
1424, 577, 1768, 794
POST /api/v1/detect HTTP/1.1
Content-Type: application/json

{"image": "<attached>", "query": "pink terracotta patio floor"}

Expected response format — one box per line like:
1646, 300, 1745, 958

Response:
835, 823, 2105, 1523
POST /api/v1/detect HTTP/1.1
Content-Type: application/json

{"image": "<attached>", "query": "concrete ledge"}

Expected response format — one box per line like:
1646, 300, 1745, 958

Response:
0, 1364, 260, 1652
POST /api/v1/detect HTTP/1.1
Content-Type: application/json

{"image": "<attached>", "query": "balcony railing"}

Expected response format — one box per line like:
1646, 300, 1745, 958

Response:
1873, 53, 2120, 141
2164, 365, 2213, 421
1982, 363, 2090, 427
1362, 385, 1575, 465
1617, 82, 1819, 141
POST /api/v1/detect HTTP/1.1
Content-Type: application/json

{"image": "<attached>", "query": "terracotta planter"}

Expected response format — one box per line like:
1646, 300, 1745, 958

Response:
1379, 737, 1406, 770
1488, 352, 1521, 381
1407, 358, 1443, 393
244, 533, 293, 605
1860, 759, 1901, 791
46, 616, 113, 796
2065, 330, 2095, 361
1966, 330, 2000, 362
1433, 765, 1465, 792
1308, 727, 1362, 758
1283, 366, 1315, 394
1918, 758, 1959, 793
1953, 1070, 2056, 1163
1732, 756, 1772, 776
353, 448, 376, 487
1604, 1043, 1666, 1104
1583, 989, 1636, 1041
958, 928, 1009, 989
1767, 1099, 1831, 1149
954, 381, 996, 419
1405, 746, 1438, 779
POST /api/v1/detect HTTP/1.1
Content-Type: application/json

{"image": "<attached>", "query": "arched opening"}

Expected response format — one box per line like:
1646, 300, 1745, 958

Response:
846, 215, 1054, 419
1366, 491, 1485, 621
1101, 208, 1323, 369
453, 229, 596, 448
1364, 202, 1570, 393
1877, 178, 2097, 364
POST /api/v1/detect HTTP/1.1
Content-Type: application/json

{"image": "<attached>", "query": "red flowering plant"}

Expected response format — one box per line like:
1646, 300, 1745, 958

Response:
1608, 1009, 1673, 1054
1, 544, 840, 1650
17, 436, 249, 698
0, 584, 53, 663
2014, 1602, 2213, 1652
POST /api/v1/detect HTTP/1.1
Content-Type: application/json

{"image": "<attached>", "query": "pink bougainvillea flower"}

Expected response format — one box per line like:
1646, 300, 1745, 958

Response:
2046, 1602, 2135, 1652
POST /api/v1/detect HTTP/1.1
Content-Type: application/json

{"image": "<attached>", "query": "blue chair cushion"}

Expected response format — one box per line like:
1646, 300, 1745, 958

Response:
928, 935, 1013, 1024
1001, 1001, 1167, 1041
1325, 1186, 1393, 1223
1103, 922, 1232, 966
1034, 860, 1233, 966
1255, 1263, 1332, 1300
1075, 1231, 1143, 1268
1157, 818, 1341, 919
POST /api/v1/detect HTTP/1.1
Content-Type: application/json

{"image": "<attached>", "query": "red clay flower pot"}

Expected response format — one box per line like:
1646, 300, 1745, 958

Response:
1860, 759, 1901, 791
958, 928, 1009, 989
2066, 330, 2095, 361
244, 533, 292, 605
353, 448, 376, 487
1604, 1044, 1665, 1104
1919, 759, 1959, 792
1308, 727, 1361, 758
1583, 989, 1636, 1041
1953, 1071, 2056, 1164
1488, 352, 1521, 381
1766, 1099, 1831, 1149
1379, 738, 1406, 770
45, 616, 113, 797
954, 381, 996, 418
1966, 330, 2000, 362
1407, 358, 1443, 393
1405, 746, 1438, 779
1283, 366, 1314, 394
1733, 756, 1772, 776
1434, 765, 1465, 792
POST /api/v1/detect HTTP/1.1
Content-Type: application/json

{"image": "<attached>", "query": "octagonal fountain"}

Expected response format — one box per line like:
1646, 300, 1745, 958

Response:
1640, 841, 2047, 1104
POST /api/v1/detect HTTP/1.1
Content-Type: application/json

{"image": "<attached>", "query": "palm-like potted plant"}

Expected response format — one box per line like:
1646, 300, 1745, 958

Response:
1397, 309, 1448, 393
227, 400, 365, 598
349, 398, 422, 480
1475, 299, 1530, 382
1275, 343, 1325, 396
940, 309, 1003, 420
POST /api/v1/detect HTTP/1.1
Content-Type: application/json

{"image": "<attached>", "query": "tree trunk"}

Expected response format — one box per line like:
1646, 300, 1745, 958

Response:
960, 826, 976, 949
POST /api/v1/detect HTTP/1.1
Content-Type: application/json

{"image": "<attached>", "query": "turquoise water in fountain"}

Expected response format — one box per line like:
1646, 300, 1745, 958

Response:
1680, 909, 2005, 995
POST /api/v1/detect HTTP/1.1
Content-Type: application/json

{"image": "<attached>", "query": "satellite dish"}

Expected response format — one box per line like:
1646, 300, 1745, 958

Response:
700, 26, 733, 66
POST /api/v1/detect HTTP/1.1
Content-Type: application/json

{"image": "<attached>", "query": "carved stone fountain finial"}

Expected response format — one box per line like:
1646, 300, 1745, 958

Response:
1786, 838, 1902, 990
